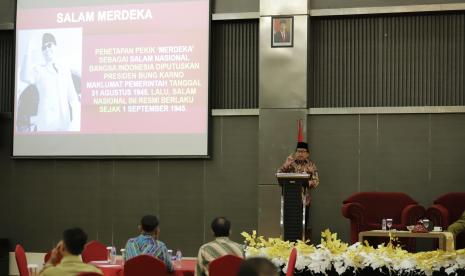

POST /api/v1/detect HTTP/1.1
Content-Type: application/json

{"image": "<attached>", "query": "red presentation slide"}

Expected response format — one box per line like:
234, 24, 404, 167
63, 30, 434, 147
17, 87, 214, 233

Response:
15, 1, 209, 134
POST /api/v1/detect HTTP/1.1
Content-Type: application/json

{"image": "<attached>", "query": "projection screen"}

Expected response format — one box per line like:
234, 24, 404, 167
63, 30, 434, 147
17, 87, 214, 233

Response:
14, 0, 210, 157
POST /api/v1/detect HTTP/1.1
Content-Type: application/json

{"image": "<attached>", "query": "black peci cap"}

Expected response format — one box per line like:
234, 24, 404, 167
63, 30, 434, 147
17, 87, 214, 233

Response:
296, 142, 308, 150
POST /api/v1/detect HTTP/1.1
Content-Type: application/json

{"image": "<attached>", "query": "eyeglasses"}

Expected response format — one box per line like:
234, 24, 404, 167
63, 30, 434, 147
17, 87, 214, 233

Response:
42, 42, 55, 51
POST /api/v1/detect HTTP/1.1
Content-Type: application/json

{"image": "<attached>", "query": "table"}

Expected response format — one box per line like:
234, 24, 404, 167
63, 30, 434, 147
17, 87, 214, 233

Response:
358, 230, 455, 251
92, 258, 196, 276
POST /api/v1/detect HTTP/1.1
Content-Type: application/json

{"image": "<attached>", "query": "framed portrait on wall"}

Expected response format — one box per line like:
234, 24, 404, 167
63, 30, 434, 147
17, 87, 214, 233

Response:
271, 16, 293, 47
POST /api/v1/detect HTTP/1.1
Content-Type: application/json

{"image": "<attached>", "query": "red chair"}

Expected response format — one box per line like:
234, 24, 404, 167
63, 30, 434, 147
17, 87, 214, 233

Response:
285, 248, 297, 276
124, 255, 168, 276
15, 244, 29, 276
342, 192, 425, 244
209, 255, 243, 276
427, 192, 465, 249
77, 273, 103, 276
44, 251, 51, 263
43, 250, 63, 264
82, 241, 108, 263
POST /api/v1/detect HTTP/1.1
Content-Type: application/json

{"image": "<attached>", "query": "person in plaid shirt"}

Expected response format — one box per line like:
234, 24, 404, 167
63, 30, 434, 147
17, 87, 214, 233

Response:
195, 217, 244, 276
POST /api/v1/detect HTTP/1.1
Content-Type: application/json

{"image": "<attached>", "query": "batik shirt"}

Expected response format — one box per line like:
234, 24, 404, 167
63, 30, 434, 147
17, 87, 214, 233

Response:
278, 159, 320, 187
195, 237, 244, 276
124, 234, 173, 272
278, 159, 320, 206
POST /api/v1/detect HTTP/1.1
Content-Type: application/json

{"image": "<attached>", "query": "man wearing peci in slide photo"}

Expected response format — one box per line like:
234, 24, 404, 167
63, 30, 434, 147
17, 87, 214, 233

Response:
20, 32, 81, 132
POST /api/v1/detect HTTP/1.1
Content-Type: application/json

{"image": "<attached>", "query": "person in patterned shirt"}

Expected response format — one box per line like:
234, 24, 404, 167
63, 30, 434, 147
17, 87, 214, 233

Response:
278, 142, 319, 238
278, 141, 320, 204
124, 215, 173, 272
195, 217, 244, 276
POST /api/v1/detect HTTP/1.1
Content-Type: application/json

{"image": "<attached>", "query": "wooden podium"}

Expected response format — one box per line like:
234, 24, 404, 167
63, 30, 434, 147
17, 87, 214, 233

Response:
276, 173, 310, 242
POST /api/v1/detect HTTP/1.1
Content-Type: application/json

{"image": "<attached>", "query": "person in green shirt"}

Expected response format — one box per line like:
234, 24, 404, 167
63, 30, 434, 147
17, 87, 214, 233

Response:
448, 210, 465, 236
40, 227, 102, 276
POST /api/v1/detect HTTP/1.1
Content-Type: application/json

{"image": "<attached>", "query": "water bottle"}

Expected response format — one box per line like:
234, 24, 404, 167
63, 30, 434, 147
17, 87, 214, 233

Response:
382, 219, 387, 230
107, 246, 116, 264
175, 250, 182, 261
120, 249, 126, 264
168, 249, 175, 261
112, 247, 117, 264
174, 249, 182, 268
106, 246, 112, 263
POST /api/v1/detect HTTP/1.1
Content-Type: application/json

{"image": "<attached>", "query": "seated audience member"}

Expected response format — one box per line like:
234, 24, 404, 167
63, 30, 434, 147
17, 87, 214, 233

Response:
195, 217, 244, 276
40, 227, 103, 276
448, 210, 465, 236
124, 215, 173, 272
238, 257, 279, 276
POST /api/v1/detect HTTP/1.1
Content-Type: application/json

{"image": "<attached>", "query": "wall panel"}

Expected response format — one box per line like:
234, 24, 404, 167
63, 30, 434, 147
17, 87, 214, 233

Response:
0, 31, 13, 114
211, 20, 259, 109
312, 13, 465, 107
310, 0, 465, 10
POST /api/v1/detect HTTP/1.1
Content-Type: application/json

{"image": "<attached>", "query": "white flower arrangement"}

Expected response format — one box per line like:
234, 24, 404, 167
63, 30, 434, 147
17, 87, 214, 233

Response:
241, 229, 465, 276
